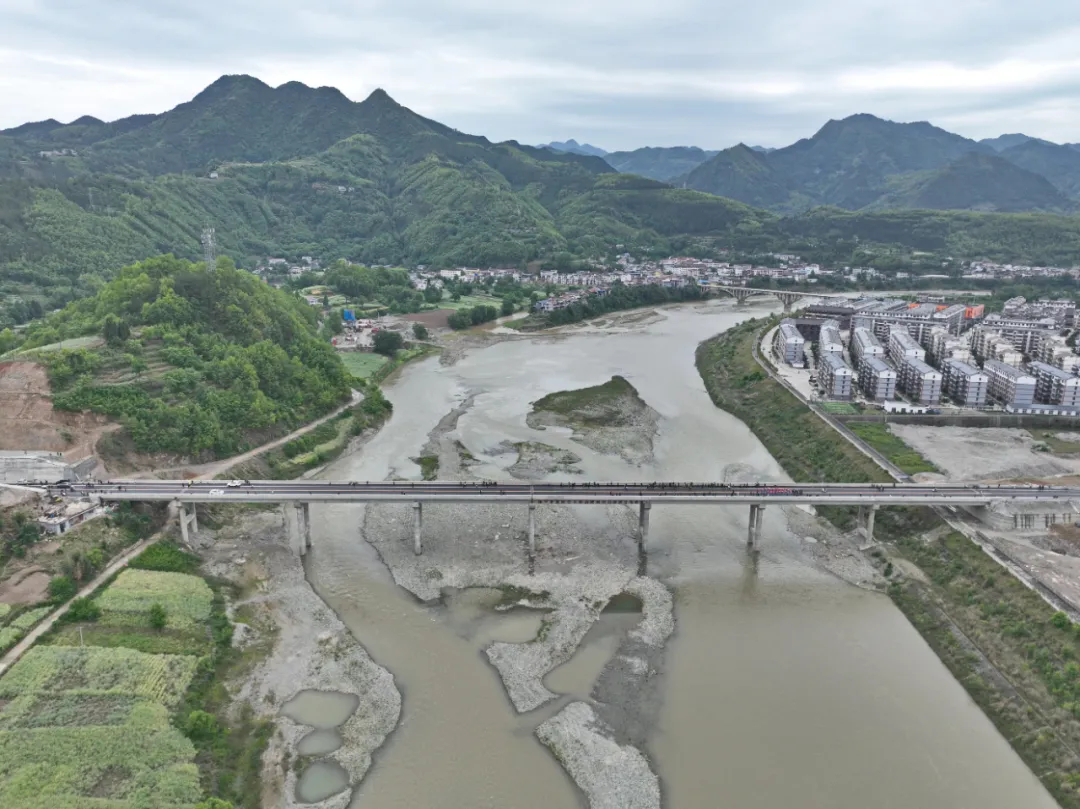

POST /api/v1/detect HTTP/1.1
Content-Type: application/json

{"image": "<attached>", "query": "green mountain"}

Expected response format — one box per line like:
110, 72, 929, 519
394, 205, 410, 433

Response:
681, 114, 1076, 214
998, 140, 1080, 199
603, 146, 719, 182
6, 80, 1080, 325
681, 144, 793, 208
868, 153, 1075, 213
0, 77, 777, 312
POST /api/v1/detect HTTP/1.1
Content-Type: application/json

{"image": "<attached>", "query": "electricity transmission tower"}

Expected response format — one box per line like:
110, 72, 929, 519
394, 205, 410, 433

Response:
201, 227, 217, 270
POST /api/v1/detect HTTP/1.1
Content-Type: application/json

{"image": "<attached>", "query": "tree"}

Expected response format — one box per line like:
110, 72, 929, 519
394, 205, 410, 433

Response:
67, 597, 101, 622
412, 323, 429, 340
48, 575, 77, 603
373, 330, 404, 356
423, 286, 442, 304
501, 298, 515, 316
148, 602, 167, 630
195, 800, 234, 809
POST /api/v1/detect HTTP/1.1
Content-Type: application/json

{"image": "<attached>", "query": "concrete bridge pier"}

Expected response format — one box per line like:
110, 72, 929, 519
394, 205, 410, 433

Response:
773, 291, 803, 313
413, 502, 423, 555
857, 505, 878, 542
528, 503, 536, 554
295, 502, 311, 555
178, 502, 198, 545
729, 287, 755, 306
638, 501, 652, 551
747, 504, 764, 551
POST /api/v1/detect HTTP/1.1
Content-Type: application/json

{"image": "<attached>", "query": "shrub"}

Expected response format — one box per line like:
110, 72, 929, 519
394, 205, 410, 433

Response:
148, 603, 167, 631
130, 541, 199, 573
373, 329, 404, 356
65, 597, 101, 623
412, 322, 429, 340
48, 575, 77, 603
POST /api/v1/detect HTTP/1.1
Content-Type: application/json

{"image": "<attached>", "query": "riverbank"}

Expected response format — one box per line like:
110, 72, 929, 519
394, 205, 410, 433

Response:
195, 508, 401, 809
696, 318, 1080, 807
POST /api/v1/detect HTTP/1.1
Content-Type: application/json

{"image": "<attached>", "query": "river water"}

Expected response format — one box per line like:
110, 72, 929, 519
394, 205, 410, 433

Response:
304, 300, 1058, 808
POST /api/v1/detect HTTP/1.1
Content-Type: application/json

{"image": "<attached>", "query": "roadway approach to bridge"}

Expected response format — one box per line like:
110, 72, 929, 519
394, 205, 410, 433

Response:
43, 479, 1080, 556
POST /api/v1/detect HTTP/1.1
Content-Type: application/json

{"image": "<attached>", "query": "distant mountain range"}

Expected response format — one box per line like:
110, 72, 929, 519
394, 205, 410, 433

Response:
5, 75, 1080, 311
678, 115, 1080, 214
539, 139, 608, 157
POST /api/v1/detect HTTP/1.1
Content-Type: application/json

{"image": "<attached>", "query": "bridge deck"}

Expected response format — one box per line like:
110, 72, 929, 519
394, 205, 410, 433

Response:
48, 480, 1079, 507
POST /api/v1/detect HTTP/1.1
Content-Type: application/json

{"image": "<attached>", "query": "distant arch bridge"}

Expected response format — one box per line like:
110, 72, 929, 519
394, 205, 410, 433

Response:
698, 283, 848, 313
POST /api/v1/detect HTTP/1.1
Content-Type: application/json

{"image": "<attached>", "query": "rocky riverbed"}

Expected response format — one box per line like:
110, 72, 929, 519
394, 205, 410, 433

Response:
195, 509, 401, 809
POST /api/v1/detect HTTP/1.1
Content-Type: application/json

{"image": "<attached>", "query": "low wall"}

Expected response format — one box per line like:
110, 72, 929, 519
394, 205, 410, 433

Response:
837, 413, 1080, 430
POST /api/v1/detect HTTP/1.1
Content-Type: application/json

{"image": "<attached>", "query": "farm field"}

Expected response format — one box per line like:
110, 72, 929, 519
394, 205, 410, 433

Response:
339, 351, 389, 380
0, 543, 244, 808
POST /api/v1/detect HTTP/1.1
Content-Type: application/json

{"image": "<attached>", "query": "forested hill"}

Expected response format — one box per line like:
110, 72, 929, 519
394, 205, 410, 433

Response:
18, 255, 351, 459
0, 75, 773, 309
6, 76, 1080, 323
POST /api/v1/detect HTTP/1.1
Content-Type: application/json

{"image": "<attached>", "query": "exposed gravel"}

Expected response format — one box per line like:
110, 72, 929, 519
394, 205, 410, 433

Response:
197, 510, 401, 809
888, 425, 1078, 480
505, 440, 583, 480
536, 702, 660, 809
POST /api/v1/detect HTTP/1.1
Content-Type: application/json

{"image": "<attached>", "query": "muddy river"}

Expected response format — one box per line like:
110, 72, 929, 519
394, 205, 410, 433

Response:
303, 300, 1057, 808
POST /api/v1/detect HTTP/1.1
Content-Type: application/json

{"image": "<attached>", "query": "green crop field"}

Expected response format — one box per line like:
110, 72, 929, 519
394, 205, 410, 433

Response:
0, 645, 202, 808
95, 570, 213, 631
339, 351, 389, 380
819, 402, 860, 415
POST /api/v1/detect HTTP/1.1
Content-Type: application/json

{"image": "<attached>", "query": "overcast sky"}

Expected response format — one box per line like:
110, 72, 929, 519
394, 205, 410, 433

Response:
2, 0, 1078, 151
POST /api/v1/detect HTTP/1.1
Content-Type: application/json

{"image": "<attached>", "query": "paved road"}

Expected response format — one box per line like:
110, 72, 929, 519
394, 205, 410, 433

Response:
49, 479, 1080, 506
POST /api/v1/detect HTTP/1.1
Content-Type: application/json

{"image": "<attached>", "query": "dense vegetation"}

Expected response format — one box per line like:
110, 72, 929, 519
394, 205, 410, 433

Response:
522, 281, 705, 329
685, 113, 1078, 215
603, 146, 719, 182
695, 318, 1080, 806
23, 255, 350, 459
7, 77, 1080, 327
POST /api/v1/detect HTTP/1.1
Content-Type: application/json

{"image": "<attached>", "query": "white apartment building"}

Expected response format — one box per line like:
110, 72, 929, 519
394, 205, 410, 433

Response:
888, 328, 925, 366
984, 360, 1036, 406
818, 353, 854, 401
774, 320, 806, 367
941, 359, 988, 407
1030, 361, 1080, 407
898, 357, 942, 405
859, 356, 897, 402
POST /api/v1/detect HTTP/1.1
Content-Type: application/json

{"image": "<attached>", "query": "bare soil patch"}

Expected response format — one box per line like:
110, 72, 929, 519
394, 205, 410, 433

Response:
0, 567, 50, 605
0, 360, 114, 460
402, 309, 452, 329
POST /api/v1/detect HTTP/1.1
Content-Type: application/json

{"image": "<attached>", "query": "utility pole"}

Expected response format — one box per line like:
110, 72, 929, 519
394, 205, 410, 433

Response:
202, 227, 217, 271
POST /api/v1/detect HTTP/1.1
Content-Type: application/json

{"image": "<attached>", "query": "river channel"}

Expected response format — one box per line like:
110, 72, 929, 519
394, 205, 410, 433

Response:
303, 300, 1058, 808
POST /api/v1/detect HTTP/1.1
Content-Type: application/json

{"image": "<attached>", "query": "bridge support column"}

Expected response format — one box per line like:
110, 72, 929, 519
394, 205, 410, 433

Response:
747, 504, 764, 551
413, 502, 423, 555
528, 503, 536, 554
295, 503, 311, 555
858, 505, 878, 542
178, 502, 198, 545
638, 501, 652, 551
731, 288, 754, 306
773, 291, 802, 313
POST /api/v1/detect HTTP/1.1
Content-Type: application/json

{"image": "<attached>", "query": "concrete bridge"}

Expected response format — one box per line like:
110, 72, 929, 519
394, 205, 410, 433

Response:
45, 480, 1080, 555
699, 284, 848, 313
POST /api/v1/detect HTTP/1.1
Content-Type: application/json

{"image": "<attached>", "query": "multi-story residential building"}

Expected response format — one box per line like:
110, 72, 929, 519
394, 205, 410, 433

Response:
859, 356, 897, 402
927, 327, 969, 367
851, 327, 885, 370
898, 357, 942, 405
984, 360, 1037, 406
818, 320, 844, 356
1002, 297, 1076, 327
1030, 361, 1080, 407
851, 301, 967, 345
888, 328, 925, 367
774, 320, 806, 367
942, 359, 988, 407
981, 313, 1058, 354
818, 353, 854, 401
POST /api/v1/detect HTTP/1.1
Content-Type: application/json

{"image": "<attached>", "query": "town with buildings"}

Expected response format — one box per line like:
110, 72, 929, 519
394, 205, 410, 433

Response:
770, 295, 1080, 415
